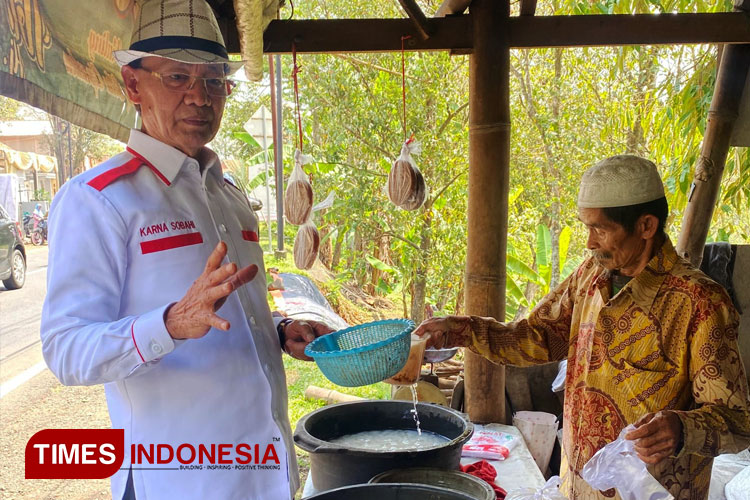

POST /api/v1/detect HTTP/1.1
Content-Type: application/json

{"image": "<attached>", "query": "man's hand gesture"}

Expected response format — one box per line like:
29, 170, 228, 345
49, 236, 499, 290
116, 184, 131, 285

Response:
166, 241, 257, 339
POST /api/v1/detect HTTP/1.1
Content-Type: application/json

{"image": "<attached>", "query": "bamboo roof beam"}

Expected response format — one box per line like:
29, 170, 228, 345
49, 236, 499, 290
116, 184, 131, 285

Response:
263, 12, 750, 54
520, 0, 537, 16
397, 0, 435, 40
435, 0, 471, 17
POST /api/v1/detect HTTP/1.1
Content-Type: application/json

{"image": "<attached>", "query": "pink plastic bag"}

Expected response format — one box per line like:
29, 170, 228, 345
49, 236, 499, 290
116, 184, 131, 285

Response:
462, 425, 519, 461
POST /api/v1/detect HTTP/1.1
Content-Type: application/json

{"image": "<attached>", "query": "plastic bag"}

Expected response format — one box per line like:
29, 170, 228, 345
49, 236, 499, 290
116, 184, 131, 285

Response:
726, 464, 750, 500
293, 221, 319, 270
581, 425, 674, 500
505, 476, 566, 500
551, 359, 567, 393
462, 424, 519, 461
285, 149, 314, 225
386, 138, 427, 211
512, 411, 558, 474
312, 191, 335, 212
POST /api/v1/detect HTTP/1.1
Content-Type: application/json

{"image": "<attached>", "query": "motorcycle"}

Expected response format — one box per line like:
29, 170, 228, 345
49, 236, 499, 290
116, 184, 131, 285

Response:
22, 212, 34, 240
30, 216, 47, 245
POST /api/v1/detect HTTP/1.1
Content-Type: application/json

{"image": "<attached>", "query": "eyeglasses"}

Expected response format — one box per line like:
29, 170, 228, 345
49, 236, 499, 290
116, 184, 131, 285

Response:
143, 70, 236, 97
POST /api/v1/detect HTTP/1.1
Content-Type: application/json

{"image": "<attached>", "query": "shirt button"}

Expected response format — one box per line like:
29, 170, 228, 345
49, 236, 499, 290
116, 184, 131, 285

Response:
219, 224, 227, 232
250, 317, 257, 327
151, 343, 163, 354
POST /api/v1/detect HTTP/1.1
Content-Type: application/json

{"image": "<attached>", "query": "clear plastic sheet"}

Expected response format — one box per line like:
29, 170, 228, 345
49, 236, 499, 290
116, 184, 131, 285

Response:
709, 450, 750, 500
725, 464, 750, 500
505, 476, 566, 500
581, 425, 674, 500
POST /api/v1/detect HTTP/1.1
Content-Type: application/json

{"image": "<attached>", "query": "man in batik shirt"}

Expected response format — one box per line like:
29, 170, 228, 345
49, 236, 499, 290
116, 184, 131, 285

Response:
416, 155, 750, 500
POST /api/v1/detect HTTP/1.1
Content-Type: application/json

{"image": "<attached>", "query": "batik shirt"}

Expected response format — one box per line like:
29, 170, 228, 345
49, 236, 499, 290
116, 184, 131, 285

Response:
459, 238, 750, 500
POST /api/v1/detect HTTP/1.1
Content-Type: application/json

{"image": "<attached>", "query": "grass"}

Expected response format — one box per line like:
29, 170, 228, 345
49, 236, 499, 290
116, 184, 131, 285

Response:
255, 230, 407, 495
285, 356, 392, 498
284, 356, 392, 428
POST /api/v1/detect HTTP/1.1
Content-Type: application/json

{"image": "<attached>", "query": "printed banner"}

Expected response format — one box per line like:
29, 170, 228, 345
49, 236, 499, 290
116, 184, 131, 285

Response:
0, 0, 139, 142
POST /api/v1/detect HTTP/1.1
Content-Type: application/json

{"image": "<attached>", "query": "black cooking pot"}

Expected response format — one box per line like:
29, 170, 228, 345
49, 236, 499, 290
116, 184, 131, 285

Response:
294, 400, 474, 492
306, 483, 477, 500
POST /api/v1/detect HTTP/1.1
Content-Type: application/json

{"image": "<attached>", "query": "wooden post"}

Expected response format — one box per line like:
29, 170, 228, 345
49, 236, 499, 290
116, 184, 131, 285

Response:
675, 44, 750, 266
464, 0, 510, 424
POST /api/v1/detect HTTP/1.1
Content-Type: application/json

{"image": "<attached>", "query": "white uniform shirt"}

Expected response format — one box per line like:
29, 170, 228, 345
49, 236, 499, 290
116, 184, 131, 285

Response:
41, 130, 299, 500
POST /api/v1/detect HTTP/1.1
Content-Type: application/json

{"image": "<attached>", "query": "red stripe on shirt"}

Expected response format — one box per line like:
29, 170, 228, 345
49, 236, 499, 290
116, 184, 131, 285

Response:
140, 232, 203, 254
131, 320, 146, 363
242, 230, 259, 242
87, 158, 143, 191
126, 147, 171, 186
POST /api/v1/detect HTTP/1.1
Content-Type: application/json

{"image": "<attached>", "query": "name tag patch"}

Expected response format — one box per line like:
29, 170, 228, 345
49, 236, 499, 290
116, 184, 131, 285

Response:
140, 232, 203, 254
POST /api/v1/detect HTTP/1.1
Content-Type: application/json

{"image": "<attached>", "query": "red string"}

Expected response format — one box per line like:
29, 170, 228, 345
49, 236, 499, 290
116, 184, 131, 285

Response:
292, 43, 303, 152
401, 35, 412, 142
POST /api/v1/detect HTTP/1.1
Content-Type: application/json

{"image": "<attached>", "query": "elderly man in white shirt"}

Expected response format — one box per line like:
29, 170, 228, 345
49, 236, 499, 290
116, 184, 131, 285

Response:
40, 1, 331, 499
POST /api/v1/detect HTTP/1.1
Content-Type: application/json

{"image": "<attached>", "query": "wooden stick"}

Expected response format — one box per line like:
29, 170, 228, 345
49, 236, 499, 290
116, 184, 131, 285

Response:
304, 386, 365, 404
398, 0, 434, 40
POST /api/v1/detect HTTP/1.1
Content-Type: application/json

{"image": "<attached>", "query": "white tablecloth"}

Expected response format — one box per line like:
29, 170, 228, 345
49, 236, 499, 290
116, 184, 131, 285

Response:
301, 423, 546, 498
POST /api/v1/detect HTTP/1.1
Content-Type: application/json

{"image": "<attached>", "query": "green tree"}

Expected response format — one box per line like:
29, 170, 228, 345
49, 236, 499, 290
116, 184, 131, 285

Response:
213, 0, 749, 324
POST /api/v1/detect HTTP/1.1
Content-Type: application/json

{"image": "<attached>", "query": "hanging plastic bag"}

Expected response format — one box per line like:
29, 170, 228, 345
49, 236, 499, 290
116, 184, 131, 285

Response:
387, 138, 426, 210
293, 221, 319, 270
462, 424, 520, 461
505, 476, 566, 500
580, 425, 674, 500
285, 149, 314, 225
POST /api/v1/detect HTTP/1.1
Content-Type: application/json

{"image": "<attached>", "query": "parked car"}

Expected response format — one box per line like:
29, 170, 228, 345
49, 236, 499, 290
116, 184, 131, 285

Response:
0, 204, 26, 289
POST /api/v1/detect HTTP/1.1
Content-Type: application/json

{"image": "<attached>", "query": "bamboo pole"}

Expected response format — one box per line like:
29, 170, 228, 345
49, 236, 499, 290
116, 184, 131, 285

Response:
676, 44, 750, 267
304, 386, 364, 404
464, 0, 510, 424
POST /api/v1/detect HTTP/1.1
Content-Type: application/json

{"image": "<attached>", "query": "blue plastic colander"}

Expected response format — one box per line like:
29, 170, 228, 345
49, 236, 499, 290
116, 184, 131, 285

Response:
304, 319, 415, 387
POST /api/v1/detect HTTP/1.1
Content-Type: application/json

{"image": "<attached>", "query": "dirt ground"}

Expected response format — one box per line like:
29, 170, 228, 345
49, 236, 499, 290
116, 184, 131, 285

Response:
0, 370, 111, 500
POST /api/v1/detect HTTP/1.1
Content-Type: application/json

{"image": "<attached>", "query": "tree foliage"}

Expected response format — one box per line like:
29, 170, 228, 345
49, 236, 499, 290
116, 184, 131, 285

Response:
213, 0, 750, 323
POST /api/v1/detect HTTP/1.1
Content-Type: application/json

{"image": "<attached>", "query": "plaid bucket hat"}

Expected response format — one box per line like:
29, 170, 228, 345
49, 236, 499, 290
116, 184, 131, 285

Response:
113, 0, 243, 72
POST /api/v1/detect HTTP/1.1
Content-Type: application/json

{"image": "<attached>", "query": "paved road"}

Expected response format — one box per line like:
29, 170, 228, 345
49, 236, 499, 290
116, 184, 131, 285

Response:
1, 245, 49, 386
0, 244, 110, 499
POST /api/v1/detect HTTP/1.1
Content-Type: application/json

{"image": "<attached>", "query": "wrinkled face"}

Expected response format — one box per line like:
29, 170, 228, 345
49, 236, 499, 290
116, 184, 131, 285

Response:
578, 207, 647, 272
122, 57, 227, 157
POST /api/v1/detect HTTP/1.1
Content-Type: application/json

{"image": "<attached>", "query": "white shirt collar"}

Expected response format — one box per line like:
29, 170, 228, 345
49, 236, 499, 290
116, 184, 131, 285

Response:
126, 129, 224, 185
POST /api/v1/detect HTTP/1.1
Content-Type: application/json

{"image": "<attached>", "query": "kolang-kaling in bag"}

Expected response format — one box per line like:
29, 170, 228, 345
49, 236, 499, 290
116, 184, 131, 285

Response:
581, 425, 674, 500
